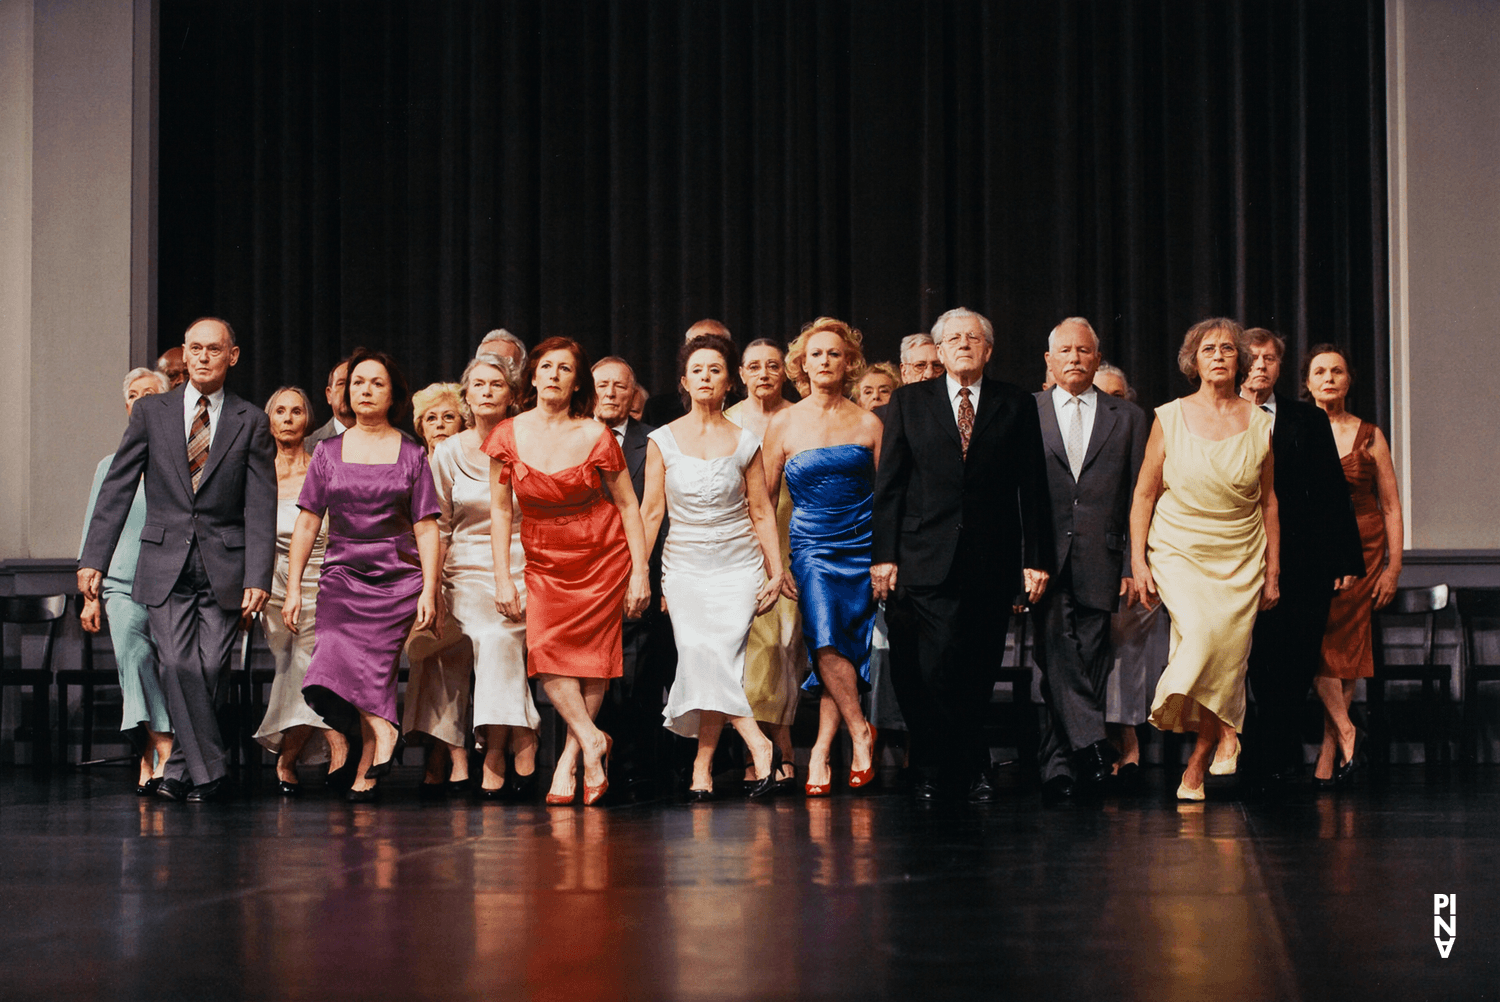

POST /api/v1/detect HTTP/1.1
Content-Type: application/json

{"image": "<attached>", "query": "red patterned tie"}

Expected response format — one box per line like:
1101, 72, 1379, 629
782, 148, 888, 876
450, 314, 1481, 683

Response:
957, 387, 974, 459
188, 396, 210, 492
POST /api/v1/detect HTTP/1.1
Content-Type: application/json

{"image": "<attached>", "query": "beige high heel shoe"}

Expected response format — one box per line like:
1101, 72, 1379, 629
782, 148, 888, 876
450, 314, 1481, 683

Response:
1176, 776, 1206, 801
1209, 734, 1241, 776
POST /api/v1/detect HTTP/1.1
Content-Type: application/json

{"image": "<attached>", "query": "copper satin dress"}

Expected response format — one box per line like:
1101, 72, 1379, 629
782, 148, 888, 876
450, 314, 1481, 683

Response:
482, 420, 630, 679
1319, 421, 1385, 679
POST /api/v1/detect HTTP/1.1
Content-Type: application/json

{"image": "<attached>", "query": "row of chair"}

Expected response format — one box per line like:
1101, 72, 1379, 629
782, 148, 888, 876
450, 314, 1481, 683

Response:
3, 586, 1499, 769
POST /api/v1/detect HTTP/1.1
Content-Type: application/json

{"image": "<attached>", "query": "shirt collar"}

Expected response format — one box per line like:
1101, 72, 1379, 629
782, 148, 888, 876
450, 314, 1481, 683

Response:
1261, 395, 1277, 415
1051, 384, 1097, 408
610, 419, 629, 439
332, 416, 348, 434
185, 383, 225, 411
946, 374, 981, 402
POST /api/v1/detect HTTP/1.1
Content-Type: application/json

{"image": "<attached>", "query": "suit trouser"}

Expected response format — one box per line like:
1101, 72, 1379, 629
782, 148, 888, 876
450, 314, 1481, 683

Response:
1245, 574, 1335, 776
146, 544, 239, 786
1033, 570, 1114, 781
885, 570, 1000, 783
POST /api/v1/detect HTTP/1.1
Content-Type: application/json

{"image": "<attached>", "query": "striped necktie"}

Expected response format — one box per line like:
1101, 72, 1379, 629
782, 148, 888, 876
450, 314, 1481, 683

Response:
188, 396, 210, 492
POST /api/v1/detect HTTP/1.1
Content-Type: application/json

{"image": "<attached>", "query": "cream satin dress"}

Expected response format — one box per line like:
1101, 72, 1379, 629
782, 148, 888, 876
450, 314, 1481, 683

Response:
255, 498, 331, 761
1146, 399, 1272, 733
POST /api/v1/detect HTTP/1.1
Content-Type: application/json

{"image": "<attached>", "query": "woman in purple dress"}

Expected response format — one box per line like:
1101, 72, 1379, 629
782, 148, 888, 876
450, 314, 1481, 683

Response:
283, 349, 441, 801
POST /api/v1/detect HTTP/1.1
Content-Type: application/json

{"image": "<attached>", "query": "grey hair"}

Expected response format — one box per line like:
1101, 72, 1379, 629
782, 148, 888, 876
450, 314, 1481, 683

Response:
1048, 316, 1100, 353
1095, 362, 1136, 402
262, 385, 316, 435
122, 367, 169, 400
930, 307, 995, 347
477, 328, 526, 358
459, 352, 522, 422
592, 355, 637, 388
899, 333, 935, 364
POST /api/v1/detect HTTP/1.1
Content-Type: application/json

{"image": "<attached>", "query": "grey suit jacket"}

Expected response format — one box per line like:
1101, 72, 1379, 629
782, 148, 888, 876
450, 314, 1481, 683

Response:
1034, 389, 1148, 612
304, 417, 342, 455
80, 385, 278, 610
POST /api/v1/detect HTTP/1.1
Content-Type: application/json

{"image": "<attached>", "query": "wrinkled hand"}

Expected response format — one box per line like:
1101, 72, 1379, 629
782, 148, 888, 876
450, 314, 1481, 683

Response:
1260, 572, 1281, 611
495, 577, 524, 622
780, 575, 800, 602
1120, 576, 1139, 608
1333, 575, 1356, 592
755, 572, 785, 616
241, 587, 269, 628
282, 588, 302, 634
1134, 566, 1159, 610
413, 589, 437, 632
77, 568, 103, 602
1372, 568, 1400, 610
870, 562, 898, 602
1022, 568, 1049, 605
624, 571, 651, 619
80, 597, 102, 634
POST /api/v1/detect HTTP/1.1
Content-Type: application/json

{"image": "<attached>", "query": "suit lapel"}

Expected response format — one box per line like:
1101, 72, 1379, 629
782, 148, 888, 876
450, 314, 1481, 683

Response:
1035, 390, 1070, 471
623, 418, 649, 482
968, 377, 1006, 444
196, 394, 248, 493
159, 387, 195, 498
1080, 395, 1119, 474
924, 378, 963, 450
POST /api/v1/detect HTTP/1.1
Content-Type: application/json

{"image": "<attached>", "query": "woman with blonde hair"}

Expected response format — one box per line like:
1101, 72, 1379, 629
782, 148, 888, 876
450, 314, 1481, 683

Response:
763, 317, 884, 796
412, 382, 466, 454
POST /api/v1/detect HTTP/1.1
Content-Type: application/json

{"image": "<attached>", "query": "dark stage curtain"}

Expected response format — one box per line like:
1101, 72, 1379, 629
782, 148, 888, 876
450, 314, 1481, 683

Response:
158, 0, 1387, 424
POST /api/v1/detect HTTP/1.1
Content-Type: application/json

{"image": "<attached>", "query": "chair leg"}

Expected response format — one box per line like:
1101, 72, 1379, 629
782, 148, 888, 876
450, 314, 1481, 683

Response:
81, 682, 95, 764
57, 680, 68, 765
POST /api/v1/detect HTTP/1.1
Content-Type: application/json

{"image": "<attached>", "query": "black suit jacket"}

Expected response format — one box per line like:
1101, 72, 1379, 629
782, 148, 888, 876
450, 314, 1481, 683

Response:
80, 385, 277, 610
1035, 390, 1148, 612
620, 417, 651, 503
1267, 391, 1365, 588
873, 376, 1054, 592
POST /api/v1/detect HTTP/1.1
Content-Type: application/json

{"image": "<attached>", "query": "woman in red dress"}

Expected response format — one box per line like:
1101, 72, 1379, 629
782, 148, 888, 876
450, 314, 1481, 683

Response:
484, 337, 651, 805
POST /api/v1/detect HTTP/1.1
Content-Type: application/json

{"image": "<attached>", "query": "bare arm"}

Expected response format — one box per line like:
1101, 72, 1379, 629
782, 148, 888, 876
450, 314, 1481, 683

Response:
280, 508, 325, 633
489, 456, 523, 621
760, 411, 799, 601
743, 448, 785, 614
602, 465, 652, 618
1368, 427, 1403, 609
640, 440, 667, 554
1129, 418, 1166, 608
1259, 443, 1280, 611
413, 516, 440, 632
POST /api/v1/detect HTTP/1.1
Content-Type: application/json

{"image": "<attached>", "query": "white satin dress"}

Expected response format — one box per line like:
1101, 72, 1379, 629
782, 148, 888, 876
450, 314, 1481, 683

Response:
654, 426, 766, 738
255, 497, 331, 762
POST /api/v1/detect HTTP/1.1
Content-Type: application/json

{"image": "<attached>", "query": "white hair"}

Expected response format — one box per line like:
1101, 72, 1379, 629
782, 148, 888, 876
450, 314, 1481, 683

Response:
930, 307, 994, 347
1048, 316, 1100, 353
477, 328, 526, 358
122, 367, 168, 401
899, 333, 936, 364
1095, 361, 1136, 402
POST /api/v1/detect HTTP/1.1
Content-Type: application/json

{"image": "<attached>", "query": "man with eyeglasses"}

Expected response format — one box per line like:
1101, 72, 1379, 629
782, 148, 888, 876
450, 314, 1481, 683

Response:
898, 333, 945, 384
872, 307, 1054, 803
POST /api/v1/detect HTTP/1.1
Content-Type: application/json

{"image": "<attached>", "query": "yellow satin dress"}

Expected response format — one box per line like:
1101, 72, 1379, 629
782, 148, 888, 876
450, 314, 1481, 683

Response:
1146, 399, 1272, 733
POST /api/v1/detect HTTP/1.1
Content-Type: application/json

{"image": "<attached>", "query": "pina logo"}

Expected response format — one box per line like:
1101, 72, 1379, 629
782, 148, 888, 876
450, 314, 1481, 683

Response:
1434, 894, 1456, 958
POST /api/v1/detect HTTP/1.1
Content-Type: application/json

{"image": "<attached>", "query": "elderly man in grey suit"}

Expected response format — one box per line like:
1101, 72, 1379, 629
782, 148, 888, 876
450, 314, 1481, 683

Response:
79, 318, 277, 802
1032, 317, 1148, 801
304, 358, 353, 454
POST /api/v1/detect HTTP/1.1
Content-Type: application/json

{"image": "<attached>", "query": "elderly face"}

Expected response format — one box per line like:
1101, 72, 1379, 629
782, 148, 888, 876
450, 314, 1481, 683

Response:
156, 347, 186, 388
900, 343, 944, 383
681, 348, 731, 409
349, 359, 394, 424
420, 399, 463, 451
1094, 370, 1129, 399
326, 362, 353, 423
534, 349, 579, 409
1242, 342, 1282, 396
804, 331, 851, 391
593, 362, 635, 424
1195, 329, 1241, 387
485, 338, 525, 368
856, 371, 896, 411
125, 375, 162, 416
1305, 351, 1351, 407
1045, 323, 1101, 396
936, 316, 991, 382
630, 385, 647, 420
183, 320, 238, 393
267, 389, 311, 447
466, 363, 512, 425
740, 345, 786, 402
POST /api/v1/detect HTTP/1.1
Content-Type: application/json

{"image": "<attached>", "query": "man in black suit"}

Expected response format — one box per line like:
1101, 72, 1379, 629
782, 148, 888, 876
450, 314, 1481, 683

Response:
80, 318, 277, 802
1239, 327, 1364, 787
593, 356, 676, 796
872, 307, 1054, 802
1031, 318, 1148, 800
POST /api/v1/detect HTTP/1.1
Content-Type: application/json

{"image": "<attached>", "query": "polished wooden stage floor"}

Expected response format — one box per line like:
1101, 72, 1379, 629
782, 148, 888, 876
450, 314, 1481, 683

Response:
1, 765, 1494, 1001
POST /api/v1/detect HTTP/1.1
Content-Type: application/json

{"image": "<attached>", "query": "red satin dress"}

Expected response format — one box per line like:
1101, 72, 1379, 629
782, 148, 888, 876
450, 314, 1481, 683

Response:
1319, 421, 1386, 679
482, 420, 630, 679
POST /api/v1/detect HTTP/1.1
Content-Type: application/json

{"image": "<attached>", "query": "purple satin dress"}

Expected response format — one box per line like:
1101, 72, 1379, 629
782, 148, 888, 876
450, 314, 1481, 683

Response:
299, 436, 440, 724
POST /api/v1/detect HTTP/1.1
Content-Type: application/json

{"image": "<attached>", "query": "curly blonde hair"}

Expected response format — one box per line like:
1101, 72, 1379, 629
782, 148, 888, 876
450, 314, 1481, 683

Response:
785, 317, 867, 396
411, 381, 466, 443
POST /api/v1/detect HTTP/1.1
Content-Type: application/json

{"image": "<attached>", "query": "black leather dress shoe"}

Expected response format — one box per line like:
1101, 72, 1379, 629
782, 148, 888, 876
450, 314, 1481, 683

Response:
1073, 739, 1120, 788
186, 778, 229, 803
685, 787, 716, 803
967, 772, 999, 803
155, 777, 191, 802
910, 768, 942, 802
277, 780, 301, 797
1041, 775, 1076, 803
136, 777, 163, 797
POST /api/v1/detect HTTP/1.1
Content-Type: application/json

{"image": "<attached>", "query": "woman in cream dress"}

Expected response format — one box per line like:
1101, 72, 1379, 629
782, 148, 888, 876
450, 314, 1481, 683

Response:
1130, 319, 1280, 801
725, 338, 803, 788
254, 387, 347, 793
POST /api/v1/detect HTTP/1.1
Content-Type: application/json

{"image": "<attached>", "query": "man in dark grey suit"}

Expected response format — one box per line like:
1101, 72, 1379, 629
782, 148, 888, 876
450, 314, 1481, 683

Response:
1031, 318, 1149, 801
80, 318, 277, 802
304, 358, 353, 454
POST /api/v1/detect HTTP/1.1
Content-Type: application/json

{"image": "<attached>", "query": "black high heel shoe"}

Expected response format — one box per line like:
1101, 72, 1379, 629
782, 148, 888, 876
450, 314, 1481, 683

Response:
508, 769, 537, 803
746, 747, 784, 800
366, 735, 406, 780
325, 757, 359, 792
1335, 727, 1367, 784
346, 778, 380, 803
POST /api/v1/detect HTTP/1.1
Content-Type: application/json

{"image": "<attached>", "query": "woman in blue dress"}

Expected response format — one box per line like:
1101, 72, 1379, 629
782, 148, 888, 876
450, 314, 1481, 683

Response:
763, 317, 885, 796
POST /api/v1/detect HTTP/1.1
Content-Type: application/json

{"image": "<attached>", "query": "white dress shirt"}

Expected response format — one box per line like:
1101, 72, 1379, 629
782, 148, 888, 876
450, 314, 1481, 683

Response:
610, 419, 628, 448
183, 383, 227, 447
1050, 384, 1099, 452
945, 374, 982, 426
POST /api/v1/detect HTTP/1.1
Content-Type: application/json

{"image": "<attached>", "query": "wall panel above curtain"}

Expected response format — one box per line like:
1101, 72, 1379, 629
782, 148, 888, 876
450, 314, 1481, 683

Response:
159, 0, 1387, 423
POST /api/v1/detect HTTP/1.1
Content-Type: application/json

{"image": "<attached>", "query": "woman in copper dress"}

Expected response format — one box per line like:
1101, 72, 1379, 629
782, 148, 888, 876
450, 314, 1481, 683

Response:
485, 337, 651, 806
1306, 345, 1402, 785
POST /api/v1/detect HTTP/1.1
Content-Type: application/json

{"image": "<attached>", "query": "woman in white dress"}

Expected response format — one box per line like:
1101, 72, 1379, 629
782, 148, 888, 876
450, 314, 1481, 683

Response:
422, 353, 540, 800
641, 334, 787, 800
254, 387, 348, 793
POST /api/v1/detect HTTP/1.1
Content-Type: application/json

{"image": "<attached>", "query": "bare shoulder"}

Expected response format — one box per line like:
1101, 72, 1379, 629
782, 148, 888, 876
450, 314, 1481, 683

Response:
855, 404, 885, 444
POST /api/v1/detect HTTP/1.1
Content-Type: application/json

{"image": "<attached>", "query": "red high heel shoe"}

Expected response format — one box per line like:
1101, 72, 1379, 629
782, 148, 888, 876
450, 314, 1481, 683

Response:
805, 752, 832, 798
582, 733, 613, 806
545, 759, 580, 805
848, 725, 879, 789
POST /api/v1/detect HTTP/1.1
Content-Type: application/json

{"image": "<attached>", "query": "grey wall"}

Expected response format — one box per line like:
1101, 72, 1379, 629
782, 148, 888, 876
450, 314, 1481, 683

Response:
1389, 0, 1500, 550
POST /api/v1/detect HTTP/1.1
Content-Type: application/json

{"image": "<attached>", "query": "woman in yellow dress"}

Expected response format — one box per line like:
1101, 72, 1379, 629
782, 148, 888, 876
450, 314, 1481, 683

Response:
1130, 318, 1280, 801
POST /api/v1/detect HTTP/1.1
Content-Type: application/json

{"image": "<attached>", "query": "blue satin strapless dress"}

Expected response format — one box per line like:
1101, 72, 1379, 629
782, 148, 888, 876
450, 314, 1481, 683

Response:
784, 444, 876, 692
